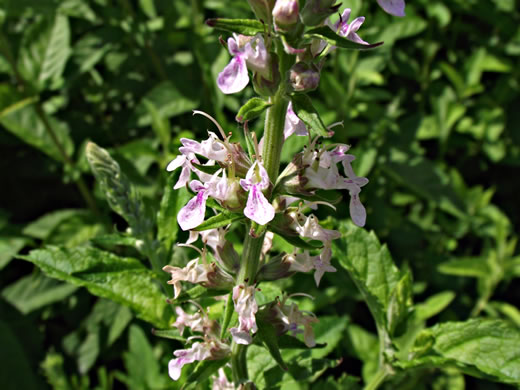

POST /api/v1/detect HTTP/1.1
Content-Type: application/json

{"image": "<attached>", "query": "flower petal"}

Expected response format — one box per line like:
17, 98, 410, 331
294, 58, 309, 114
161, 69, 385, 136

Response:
243, 185, 275, 225
217, 55, 249, 94
377, 0, 406, 17
349, 192, 367, 227
178, 191, 208, 231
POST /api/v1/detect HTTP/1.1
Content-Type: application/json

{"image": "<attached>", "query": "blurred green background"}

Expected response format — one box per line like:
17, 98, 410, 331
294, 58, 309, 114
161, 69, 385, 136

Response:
1, 0, 519, 389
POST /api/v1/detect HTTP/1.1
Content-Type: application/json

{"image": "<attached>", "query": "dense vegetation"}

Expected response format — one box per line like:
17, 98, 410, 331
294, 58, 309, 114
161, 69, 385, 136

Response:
1, 0, 519, 389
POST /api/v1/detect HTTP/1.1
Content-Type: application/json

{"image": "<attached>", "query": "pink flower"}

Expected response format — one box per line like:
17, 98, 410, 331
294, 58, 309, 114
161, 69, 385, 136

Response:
274, 297, 319, 347
230, 285, 258, 345
177, 172, 228, 231
377, 0, 405, 17
163, 258, 209, 299
329, 9, 370, 45
217, 34, 269, 94
168, 342, 212, 380
287, 246, 337, 287
284, 102, 308, 139
240, 161, 275, 226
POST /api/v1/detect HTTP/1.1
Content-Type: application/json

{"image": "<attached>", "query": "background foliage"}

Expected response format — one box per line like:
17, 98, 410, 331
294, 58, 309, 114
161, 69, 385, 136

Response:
1, 0, 519, 389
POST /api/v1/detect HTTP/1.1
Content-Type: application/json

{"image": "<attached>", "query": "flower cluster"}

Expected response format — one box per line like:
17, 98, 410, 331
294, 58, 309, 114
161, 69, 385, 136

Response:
162, 0, 406, 386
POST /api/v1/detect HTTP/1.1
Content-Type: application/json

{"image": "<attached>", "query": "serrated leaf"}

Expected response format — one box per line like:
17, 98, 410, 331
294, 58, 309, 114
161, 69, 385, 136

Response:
291, 94, 330, 138
18, 246, 171, 328
194, 211, 245, 231
2, 272, 78, 314
206, 18, 264, 36
386, 270, 413, 336
236, 97, 272, 123
303, 27, 383, 51
333, 222, 401, 330
91, 234, 138, 248
17, 14, 71, 90
430, 319, 520, 384
182, 359, 228, 390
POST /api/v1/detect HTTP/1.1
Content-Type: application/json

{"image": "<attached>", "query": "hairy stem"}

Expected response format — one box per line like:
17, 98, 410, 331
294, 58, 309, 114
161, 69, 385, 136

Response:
231, 89, 288, 387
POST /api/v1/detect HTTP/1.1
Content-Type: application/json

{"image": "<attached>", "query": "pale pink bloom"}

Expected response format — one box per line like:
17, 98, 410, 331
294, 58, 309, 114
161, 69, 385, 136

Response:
377, 0, 405, 17
178, 172, 229, 231
212, 368, 234, 390
240, 161, 275, 225
217, 34, 269, 94
286, 247, 337, 287
166, 152, 198, 189
168, 339, 230, 381
173, 306, 205, 334
295, 214, 341, 244
274, 298, 318, 347
179, 132, 228, 162
186, 228, 227, 252
168, 342, 212, 380
329, 9, 370, 45
163, 259, 209, 299
230, 285, 258, 345
284, 102, 308, 139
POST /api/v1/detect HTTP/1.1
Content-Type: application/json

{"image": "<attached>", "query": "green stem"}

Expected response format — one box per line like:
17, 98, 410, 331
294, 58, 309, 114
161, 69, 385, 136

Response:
230, 88, 288, 388
262, 91, 289, 187
364, 368, 389, 390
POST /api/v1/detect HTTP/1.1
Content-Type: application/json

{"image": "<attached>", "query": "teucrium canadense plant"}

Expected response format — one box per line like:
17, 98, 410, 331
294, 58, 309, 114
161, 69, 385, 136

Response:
15, 0, 520, 389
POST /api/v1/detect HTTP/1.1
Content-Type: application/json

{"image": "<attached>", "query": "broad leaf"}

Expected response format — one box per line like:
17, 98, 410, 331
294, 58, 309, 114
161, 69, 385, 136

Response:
18, 246, 172, 328
333, 222, 401, 330
206, 18, 265, 36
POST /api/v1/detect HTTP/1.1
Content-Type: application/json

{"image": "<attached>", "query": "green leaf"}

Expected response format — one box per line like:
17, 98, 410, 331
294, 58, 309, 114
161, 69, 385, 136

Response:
386, 270, 413, 336
134, 81, 199, 127
333, 222, 401, 330
18, 14, 71, 90
157, 179, 190, 251
190, 161, 222, 175
122, 325, 168, 390
291, 94, 330, 138
0, 236, 28, 270
1, 271, 78, 314
415, 291, 455, 321
437, 256, 490, 278
151, 328, 185, 342
0, 318, 44, 389
0, 86, 74, 162
142, 99, 171, 150
90, 234, 138, 248
194, 211, 245, 231
18, 246, 171, 328
175, 285, 229, 303
303, 27, 383, 50
430, 319, 520, 384
22, 209, 81, 239
257, 319, 288, 371
182, 359, 228, 390
206, 18, 265, 36
236, 97, 272, 123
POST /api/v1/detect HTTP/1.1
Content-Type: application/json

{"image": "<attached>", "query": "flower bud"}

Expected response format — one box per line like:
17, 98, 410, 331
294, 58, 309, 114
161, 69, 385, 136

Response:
273, 0, 300, 31
204, 262, 235, 291
300, 0, 340, 26
289, 62, 320, 92
252, 54, 281, 97
257, 253, 294, 281
215, 241, 240, 273
220, 178, 246, 212
247, 0, 276, 24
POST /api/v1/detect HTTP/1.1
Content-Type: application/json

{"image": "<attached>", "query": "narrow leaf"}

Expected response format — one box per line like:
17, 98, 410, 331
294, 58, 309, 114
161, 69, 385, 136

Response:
157, 177, 190, 251
182, 359, 228, 390
151, 328, 185, 342
194, 212, 245, 231
236, 97, 272, 123
206, 18, 264, 36
257, 319, 288, 370
304, 27, 383, 51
